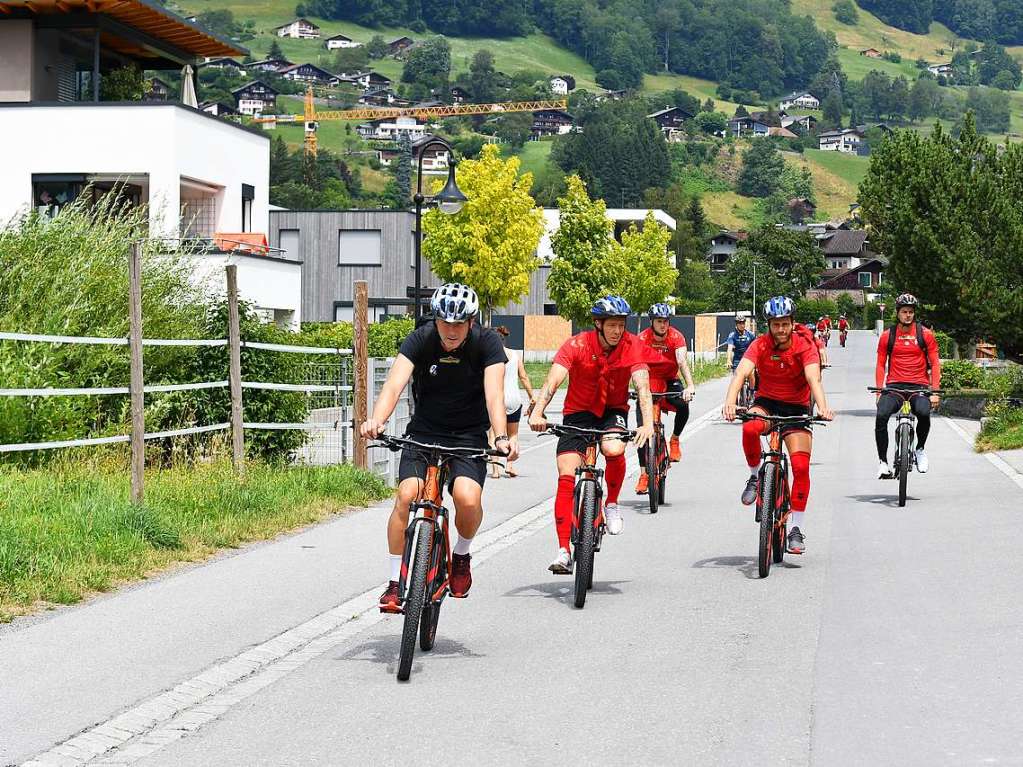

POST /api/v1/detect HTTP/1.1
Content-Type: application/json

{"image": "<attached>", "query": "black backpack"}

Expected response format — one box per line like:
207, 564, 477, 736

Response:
886, 323, 931, 376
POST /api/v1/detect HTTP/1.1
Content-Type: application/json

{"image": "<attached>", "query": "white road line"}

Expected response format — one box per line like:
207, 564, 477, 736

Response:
942, 417, 1023, 492
23, 402, 724, 766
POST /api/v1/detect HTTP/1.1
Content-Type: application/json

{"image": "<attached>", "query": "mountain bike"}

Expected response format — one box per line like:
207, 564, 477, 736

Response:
738, 411, 826, 578
839, 329, 848, 347
542, 423, 635, 608
374, 435, 503, 681
629, 391, 683, 514
868, 387, 942, 507
737, 371, 757, 411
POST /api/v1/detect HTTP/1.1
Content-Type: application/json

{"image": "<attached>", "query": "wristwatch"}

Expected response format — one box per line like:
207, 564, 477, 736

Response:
494, 434, 509, 442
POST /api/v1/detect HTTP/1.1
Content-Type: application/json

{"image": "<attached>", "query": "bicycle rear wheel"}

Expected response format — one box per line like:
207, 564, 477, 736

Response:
657, 467, 666, 505
574, 480, 597, 608
898, 425, 910, 507
758, 465, 776, 578
646, 431, 660, 515
397, 523, 431, 681
419, 534, 444, 651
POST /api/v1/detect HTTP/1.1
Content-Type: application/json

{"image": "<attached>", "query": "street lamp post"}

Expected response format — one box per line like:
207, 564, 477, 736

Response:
413, 139, 467, 320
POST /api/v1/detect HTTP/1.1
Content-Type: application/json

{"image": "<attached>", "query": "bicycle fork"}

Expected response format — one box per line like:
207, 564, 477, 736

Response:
398, 503, 449, 607
572, 469, 604, 550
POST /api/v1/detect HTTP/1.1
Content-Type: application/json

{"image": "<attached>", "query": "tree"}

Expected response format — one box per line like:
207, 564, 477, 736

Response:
887, 75, 911, 120
694, 111, 728, 134
654, 2, 683, 72
859, 114, 1023, 358
334, 46, 369, 74
822, 90, 844, 128
401, 36, 452, 95
395, 134, 412, 207
702, 97, 716, 112
469, 49, 498, 103
737, 140, 785, 197
617, 213, 677, 312
832, 0, 859, 24
909, 74, 941, 121
715, 226, 823, 310
547, 176, 628, 324
268, 38, 285, 60
495, 112, 534, 149
101, 64, 145, 101
422, 144, 544, 317
977, 42, 1022, 88
366, 35, 389, 59
861, 70, 893, 119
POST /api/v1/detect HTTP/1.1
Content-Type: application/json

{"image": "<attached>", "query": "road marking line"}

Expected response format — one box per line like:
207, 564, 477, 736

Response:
23, 402, 722, 766
943, 417, 1023, 491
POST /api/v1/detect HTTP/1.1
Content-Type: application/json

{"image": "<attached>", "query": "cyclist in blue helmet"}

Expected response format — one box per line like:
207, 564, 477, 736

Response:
721, 296, 834, 556
528, 294, 656, 572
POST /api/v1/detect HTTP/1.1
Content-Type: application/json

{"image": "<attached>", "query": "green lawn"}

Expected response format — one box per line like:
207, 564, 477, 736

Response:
508, 139, 554, 180
0, 460, 389, 622
803, 149, 870, 188
836, 47, 919, 83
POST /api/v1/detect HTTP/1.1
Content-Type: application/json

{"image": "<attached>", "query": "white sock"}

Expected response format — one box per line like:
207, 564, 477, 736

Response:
749, 464, 759, 477
453, 535, 473, 556
388, 554, 402, 583
790, 511, 805, 530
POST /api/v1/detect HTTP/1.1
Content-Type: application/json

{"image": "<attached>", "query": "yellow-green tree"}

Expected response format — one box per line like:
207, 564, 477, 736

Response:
617, 212, 677, 313
423, 144, 544, 318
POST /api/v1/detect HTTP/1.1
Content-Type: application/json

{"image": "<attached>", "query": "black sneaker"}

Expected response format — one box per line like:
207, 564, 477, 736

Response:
741, 475, 759, 506
786, 527, 806, 555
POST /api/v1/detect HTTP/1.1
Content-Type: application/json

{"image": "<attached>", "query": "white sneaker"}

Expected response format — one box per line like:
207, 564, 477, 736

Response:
878, 460, 892, 479
548, 547, 573, 574
604, 503, 624, 535
915, 448, 929, 473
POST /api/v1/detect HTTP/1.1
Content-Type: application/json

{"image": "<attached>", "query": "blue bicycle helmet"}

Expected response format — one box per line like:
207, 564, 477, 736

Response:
591, 295, 631, 317
763, 296, 795, 319
648, 302, 672, 319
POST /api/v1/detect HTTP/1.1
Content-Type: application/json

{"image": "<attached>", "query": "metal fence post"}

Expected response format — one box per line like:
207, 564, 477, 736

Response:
128, 241, 145, 505
226, 265, 245, 477
354, 280, 369, 470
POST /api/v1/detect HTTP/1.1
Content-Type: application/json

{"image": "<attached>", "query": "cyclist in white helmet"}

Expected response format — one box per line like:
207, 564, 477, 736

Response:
360, 283, 517, 611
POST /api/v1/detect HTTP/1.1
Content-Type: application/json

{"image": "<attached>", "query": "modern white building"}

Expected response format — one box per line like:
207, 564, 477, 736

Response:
779, 91, 820, 111
818, 128, 865, 153
356, 116, 426, 141
0, 0, 300, 326
325, 33, 360, 50
275, 18, 320, 39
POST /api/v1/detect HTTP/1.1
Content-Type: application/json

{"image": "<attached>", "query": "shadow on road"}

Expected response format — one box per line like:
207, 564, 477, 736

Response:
502, 580, 629, 603
691, 555, 801, 579
336, 635, 486, 673
846, 493, 918, 508
836, 408, 876, 418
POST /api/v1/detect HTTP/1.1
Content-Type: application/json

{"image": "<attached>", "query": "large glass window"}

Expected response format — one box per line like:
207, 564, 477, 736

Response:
339, 229, 382, 266
858, 271, 872, 287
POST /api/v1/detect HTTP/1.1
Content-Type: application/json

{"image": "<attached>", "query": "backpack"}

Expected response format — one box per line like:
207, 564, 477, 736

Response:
792, 324, 823, 367
885, 323, 931, 377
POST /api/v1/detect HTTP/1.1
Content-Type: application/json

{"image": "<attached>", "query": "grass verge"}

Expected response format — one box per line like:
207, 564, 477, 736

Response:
0, 459, 390, 622
976, 405, 1023, 452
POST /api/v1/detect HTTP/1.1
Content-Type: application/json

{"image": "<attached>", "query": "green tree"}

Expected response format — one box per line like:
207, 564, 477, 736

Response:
422, 144, 544, 317
976, 41, 1022, 88
401, 36, 452, 95
832, 0, 859, 24
469, 49, 498, 103
909, 74, 941, 121
366, 34, 389, 59
395, 133, 412, 207
715, 226, 823, 309
617, 213, 678, 312
268, 38, 285, 60
334, 46, 370, 74
861, 70, 893, 119
822, 90, 844, 128
547, 176, 627, 324
859, 114, 1023, 358
101, 64, 145, 101
694, 111, 728, 134
737, 140, 785, 197
495, 112, 533, 149
887, 75, 911, 120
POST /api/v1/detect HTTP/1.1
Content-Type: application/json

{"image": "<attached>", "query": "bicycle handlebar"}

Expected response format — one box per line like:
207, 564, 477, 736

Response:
542, 423, 636, 442
628, 391, 695, 400
868, 386, 943, 396
372, 434, 507, 458
736, 409, 828, 425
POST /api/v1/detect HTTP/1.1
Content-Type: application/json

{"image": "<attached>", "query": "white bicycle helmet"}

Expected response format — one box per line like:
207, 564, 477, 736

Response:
430, 283, 479, 323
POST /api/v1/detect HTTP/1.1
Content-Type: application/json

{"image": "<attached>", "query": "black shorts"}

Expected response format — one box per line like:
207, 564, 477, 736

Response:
751, 396, 813, 436
397, 431, 489, 492
556, 409, 629, 456
507, 406, 523, 424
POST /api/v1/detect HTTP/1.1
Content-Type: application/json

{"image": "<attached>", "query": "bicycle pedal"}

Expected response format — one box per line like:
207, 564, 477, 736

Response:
379, 604, 403, 615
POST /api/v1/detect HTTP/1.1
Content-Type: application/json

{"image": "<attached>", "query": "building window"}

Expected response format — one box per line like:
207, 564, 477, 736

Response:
278, 229, 301, 261
180, 196, 216, 239
241, 184, 255, 232
858, 271, 872, 287
339, 229, 382, 265
543, 303, 558, 316
32, 175, 84, 218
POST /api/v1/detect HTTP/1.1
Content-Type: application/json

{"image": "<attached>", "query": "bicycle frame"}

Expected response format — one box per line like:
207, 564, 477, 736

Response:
574, 441, 605, 545
759, 430, 790, 524
397, 462, 452, 607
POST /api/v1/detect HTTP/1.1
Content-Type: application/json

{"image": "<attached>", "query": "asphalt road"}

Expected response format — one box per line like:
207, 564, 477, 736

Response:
4, 330, 1022, 766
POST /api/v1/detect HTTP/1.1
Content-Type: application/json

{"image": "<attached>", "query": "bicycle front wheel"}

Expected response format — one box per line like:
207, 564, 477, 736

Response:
397, 523, 432, 681
646, 431, 660, 515
758, 466, 776, 578
419, 534, 444, 651
574, 480, 598, 608
898, 425, 910, 507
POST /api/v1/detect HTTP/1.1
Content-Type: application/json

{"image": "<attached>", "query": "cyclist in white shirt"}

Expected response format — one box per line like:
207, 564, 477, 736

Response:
491, 325, 536, 478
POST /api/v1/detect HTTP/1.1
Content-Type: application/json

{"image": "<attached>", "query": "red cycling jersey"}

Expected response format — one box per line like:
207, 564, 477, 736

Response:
742, 332, 820, 405
816, 319, 828, 333
837, 319, 849, 331
875, 324, 941, 387
554, 330, 653, 416
637, 326, 687, 391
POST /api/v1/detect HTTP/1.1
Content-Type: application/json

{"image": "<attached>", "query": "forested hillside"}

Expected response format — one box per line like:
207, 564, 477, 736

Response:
859, 0, 1023, 44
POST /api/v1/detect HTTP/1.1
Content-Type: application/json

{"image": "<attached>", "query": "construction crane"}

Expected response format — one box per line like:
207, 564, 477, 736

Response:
254, 86, 569, 158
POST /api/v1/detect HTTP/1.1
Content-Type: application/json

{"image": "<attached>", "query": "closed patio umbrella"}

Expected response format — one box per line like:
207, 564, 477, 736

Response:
181, 64, 198, 108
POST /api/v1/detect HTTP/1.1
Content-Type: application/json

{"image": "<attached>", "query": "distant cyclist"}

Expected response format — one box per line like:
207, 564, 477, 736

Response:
723, 297, 834, 555
635, 303, 696, 494
874, 293, 941, 478
837, 315, 850, 346
359, 283, 515, 611
726, 315, 756, 374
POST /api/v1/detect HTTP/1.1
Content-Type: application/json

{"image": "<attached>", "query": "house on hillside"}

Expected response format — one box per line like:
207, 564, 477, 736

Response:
787, 197, 817, 223
781, 113, 817, 132
343, 71, 391, 89
200, 100, 240, 119
356, 116, 427, 141
768, 126, 798, 139
532, 109, 575, 138
278, 63, 339, 85
550, 75, 576, 95
450, 86, 470, 103
860, 48, 882, 58
388, 36, 415, 56
818, 127, 864, 153
145, 77, 171, 100
809, 256, 887, 304
325, 33, 359, 50
779, 91, 820, 111
276, 18, 320, 39
819, 229, 870, 275
708, 231, 748, 272
377, 135, 451, 173
729, 114, 770, 137
927, 62, 953, 77
201, 57, 245, 72
232, 80, 279, 115
360, 87, 399, 106
246, 57, 293, 73
647, 106, 694, 139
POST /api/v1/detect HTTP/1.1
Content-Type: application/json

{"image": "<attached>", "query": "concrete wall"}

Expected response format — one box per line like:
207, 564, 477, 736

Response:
0, 104, 269, 238
0, 21, 33, 101
183, 251, 302, 329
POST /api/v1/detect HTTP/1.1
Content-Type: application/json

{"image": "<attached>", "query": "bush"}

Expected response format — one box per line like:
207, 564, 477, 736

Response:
297, 316, 414, 358
795, 297, 838, 325
933, 329, 955, 358
940, 359, 985, 390
832, 0, 858, 24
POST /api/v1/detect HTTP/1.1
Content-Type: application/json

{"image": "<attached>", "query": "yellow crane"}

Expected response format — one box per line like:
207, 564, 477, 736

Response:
254, 86, 569, 158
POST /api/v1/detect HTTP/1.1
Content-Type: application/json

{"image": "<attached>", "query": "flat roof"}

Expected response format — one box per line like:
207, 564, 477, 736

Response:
0, 0, 246, 58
